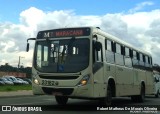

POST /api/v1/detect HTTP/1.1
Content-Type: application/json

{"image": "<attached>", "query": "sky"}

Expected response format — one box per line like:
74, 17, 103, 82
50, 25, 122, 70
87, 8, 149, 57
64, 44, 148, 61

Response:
0, 0, 160, 67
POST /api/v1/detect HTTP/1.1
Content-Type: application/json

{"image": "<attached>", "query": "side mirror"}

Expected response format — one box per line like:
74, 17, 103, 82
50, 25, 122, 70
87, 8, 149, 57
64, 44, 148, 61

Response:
26, 43, 29, 52
26, 38, 36, 52
94, 42, 101, 51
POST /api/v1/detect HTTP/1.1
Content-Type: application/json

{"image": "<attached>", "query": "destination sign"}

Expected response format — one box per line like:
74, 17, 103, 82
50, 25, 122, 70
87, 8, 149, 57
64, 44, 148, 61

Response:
37, 27, 90, 39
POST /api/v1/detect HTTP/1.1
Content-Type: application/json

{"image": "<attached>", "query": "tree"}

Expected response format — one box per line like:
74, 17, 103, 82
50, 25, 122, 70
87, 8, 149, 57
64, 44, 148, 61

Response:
153, 64, 160, 72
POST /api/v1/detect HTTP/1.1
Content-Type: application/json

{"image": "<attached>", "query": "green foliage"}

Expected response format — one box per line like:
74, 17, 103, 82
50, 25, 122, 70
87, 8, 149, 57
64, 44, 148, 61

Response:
0, 85, 32, 92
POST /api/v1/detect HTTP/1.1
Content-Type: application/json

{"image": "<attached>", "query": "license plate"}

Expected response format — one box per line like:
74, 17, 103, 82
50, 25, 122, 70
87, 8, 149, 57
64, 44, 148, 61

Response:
41, 80, 59, 86
52, 92, 63, 96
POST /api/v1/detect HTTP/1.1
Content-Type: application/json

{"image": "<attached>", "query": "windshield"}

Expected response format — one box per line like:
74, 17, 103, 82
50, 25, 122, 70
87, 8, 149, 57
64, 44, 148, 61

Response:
34, 38, 90, 73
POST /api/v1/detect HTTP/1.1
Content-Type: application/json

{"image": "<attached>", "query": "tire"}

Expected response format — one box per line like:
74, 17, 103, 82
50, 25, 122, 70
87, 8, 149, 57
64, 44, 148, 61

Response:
55, 96, 68, 105
131, 84, 145, 103
131, 96, 138, 102
99, 84, 112, 106
138, 84, 145, 102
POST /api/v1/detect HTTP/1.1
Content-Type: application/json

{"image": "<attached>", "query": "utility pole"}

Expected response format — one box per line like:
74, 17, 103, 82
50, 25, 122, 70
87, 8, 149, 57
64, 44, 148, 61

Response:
17, 56, 24, 77
18, 56, 24, 68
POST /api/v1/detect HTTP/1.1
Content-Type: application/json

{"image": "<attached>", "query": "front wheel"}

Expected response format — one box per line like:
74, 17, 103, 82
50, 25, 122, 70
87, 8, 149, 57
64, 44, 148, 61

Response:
99, 84, 112, 106
55, 96, 68, 105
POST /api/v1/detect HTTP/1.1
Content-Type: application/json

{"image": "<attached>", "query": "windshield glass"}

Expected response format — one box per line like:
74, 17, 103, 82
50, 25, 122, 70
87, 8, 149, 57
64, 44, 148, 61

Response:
34, 38, 90, 73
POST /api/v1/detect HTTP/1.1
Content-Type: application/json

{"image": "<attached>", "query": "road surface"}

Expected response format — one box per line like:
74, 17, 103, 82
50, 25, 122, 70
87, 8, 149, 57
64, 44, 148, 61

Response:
0, 95, 160, 114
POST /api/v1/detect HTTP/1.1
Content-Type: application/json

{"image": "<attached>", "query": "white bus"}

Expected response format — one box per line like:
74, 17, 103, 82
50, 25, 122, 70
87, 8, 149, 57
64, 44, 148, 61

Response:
26, 27, 154, 105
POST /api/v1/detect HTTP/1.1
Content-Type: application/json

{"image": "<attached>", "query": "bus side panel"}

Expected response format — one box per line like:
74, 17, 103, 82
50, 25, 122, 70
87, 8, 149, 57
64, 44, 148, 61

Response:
104, 63, 116, 94
122, 67, 134, 96
115, 65, 134, 96
93, 67, 105, 97
132, 69, 140, 95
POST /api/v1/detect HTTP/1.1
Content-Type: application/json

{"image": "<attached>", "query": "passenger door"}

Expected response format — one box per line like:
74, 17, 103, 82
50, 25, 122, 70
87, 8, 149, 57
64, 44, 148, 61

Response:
93, 35, 105, 97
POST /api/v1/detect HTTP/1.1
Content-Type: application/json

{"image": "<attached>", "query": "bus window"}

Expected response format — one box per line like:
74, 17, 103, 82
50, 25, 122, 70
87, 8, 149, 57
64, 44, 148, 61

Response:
137, 52, 140, 60
115, 43, 124, 66
93, 40, 103, 74
145, 56, 148, 63
129, 49, 133, 58
145, 55, 149, 67
106, 40, 115, 63
139, 53, 144, 66
149, 57, 152, 68
143, 55, 146, 63
133, 50, 137, 59
98, 48, 102, 62
43, 46, 48, 61
140, 53, 143, 61
116, 43, 121, 54
37, 45, 42, 68
93, 41, 103, 63
125, 47, 129, 56
124, 47, 132, 67
132, 50, 139, 66
107, 40, 112, 51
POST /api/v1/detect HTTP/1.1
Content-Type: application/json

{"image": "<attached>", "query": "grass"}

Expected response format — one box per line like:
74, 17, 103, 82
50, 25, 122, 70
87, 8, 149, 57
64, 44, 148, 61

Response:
0, 85, 32, 92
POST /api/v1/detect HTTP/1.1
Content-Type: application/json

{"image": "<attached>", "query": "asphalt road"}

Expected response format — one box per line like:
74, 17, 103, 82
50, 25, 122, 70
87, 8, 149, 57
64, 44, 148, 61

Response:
0, 95, 160, 114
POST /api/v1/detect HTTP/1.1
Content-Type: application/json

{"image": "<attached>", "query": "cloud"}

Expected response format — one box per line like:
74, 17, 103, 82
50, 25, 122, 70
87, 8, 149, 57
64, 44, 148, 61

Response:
129, 1, 154, 13
0, 6, 160, 66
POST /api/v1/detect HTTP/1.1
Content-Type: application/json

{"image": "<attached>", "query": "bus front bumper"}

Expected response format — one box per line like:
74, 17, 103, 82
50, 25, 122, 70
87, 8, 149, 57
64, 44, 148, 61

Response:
32, 83, 93, 98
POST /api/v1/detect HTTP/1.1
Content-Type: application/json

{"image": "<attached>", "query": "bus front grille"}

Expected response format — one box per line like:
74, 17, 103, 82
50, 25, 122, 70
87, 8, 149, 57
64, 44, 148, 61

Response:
39, 75, 79, 80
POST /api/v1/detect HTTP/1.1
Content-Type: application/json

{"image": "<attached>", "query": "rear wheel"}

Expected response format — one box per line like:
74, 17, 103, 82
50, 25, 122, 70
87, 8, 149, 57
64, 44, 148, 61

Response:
138, 84, 145, 102
55, 96, 68, 105
131, 84, 145, 102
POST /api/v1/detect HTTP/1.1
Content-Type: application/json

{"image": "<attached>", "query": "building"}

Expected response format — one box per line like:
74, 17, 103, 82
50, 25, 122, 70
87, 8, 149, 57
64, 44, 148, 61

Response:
0, 71, 26, 78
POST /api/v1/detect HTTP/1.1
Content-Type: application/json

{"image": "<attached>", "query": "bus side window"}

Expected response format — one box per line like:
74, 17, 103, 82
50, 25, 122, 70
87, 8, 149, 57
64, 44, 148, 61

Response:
149, 57, 152, 68
105, 39, 115, 64
145, 55, 150, 67
115, 43, 124, 66
93, 41, 102, 63
97, 45, 102, 62
132, 50, 139, 67
93, 40, 103, 74
139, 53, 144, 66
124, 47, 132, 68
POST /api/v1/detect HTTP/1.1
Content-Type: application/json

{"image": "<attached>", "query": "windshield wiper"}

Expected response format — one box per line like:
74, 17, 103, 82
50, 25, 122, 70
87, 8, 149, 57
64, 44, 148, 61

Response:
61, 37, 75, 63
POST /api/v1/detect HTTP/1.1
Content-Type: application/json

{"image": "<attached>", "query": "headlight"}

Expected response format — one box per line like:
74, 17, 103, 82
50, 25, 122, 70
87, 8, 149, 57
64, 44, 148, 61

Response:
33, 78, 39, 85
77, 74, 90, 86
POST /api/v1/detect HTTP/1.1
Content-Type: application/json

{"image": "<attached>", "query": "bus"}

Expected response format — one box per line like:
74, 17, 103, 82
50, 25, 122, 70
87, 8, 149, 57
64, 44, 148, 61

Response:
26, 27, 154, 105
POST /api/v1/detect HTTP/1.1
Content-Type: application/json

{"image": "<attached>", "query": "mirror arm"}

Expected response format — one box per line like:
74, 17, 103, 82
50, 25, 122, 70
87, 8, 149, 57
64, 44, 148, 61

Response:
27, 38, 36, 42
